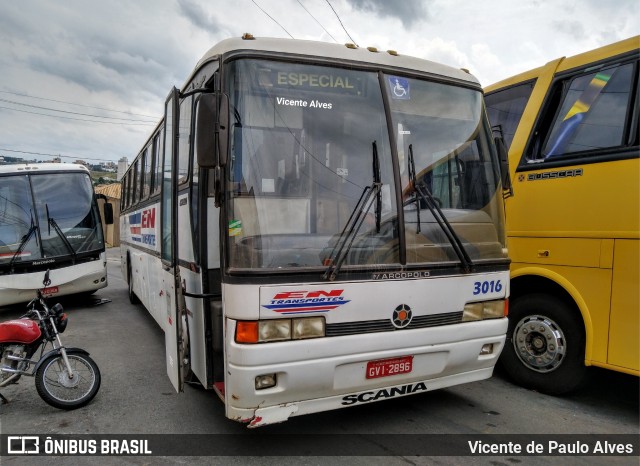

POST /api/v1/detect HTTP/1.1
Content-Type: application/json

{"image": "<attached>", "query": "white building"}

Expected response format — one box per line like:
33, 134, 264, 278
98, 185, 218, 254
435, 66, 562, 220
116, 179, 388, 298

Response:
117, 157, 128, 181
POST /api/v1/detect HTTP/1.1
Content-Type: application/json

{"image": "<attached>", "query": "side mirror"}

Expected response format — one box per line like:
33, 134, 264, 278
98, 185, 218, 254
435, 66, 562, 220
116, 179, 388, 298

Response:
95, 193, 114, 225
494, 136, 512, 193
195, 93, 229, 168
196, 94, 217, 168
103, 203, 114, 225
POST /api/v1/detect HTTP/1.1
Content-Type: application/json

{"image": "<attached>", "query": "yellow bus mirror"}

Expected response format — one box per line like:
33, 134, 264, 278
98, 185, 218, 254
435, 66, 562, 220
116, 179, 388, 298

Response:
495, 136, 511, 193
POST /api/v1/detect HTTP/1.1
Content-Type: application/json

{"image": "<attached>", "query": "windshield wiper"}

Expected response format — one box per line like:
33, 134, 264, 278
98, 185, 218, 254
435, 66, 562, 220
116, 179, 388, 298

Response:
408, 144, 473, 273
9, 212, 38, 267
407, 145, 422, 233
46, 204, 77, 260
323, 141, 382, 281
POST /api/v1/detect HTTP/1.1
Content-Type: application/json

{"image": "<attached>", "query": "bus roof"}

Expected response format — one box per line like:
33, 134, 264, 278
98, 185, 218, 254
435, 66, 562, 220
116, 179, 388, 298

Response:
0, 163, 90, 175
485, 35, 640, 93
191, 35, 479, 88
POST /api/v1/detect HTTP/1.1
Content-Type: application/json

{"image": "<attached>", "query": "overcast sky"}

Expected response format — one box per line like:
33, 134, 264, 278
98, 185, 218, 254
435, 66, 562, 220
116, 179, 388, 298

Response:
0, 0, 638, 165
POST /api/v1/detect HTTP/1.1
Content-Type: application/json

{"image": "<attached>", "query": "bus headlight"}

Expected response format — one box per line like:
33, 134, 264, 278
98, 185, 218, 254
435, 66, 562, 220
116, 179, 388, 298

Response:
292, 317, 325, 339
236, 317, 326, 344
259, 320, 291, 342
462, 300, 508, 322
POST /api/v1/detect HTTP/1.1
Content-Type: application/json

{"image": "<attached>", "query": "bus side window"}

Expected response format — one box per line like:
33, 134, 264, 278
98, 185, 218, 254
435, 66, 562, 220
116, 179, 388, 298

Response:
121, 174, 127, 210
152, 131, 163, 195
541, 62, 636, 160
132, 159, 140, 205
143, 148, 151, 199
485, 81, 535, 150
178, 95, 193, 185
138, 152, 146, 201
127, 170, 134, 208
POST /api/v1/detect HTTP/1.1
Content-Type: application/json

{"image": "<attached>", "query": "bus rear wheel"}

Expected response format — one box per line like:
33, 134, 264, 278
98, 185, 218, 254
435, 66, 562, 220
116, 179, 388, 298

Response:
500, 293, 587, 395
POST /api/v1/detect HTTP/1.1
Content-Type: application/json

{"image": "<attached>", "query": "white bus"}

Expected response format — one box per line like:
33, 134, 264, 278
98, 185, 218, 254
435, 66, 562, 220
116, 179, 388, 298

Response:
0, 163, 110, 307
120, 35, 510, 427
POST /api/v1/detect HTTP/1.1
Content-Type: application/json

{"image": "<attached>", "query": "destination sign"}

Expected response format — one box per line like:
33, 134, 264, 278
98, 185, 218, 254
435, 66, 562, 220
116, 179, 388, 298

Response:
266, 70, 364, 96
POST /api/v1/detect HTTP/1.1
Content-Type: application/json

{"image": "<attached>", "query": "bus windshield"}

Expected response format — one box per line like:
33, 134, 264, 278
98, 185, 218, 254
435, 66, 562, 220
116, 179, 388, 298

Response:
0, 172, 104, 267
225, 59, 506, 272
386, 75, 507, 264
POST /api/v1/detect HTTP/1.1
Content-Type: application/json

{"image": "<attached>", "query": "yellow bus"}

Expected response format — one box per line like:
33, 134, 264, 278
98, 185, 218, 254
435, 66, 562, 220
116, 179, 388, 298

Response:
485, 36, 639, 394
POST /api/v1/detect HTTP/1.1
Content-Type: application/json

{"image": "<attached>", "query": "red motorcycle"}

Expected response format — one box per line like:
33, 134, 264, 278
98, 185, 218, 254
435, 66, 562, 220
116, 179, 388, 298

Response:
0, 271, 100, 409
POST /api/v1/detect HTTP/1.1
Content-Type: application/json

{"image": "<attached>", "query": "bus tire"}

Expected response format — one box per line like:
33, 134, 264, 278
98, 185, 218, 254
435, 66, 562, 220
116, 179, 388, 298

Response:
500, 293, 587, 395
127, 262, 139, 305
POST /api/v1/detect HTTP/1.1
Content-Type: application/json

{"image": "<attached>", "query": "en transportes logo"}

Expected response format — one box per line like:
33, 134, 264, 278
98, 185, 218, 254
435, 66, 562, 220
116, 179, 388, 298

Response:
128, 208, 156, 246
262, 289, 350, 314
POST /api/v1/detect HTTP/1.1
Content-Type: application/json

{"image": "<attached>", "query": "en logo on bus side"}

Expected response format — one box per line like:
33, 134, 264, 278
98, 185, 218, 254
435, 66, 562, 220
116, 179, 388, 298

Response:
129, 208, 157, 246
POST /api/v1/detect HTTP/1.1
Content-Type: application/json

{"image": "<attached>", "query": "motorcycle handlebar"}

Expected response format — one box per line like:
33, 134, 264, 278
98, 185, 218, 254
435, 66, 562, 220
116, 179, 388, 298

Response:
23, 294, 50, 319
21, 307, 39, 319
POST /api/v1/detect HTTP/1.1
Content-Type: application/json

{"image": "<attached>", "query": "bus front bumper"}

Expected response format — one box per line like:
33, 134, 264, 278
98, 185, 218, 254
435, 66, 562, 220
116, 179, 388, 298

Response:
0, 260, 107, 307
224, 317, 507, 427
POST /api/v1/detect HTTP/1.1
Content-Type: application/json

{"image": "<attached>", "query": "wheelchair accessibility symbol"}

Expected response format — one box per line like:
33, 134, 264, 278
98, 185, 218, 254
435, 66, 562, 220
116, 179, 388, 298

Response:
388, 76, 410, 99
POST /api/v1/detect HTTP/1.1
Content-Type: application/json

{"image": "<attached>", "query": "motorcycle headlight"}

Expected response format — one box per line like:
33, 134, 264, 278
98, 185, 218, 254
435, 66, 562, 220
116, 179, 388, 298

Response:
51, 303, 64, 316
56, 313, 68, 333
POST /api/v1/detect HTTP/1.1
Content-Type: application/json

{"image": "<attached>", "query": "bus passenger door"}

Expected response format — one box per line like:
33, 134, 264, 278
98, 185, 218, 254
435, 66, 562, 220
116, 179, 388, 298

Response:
161, 87, 187, 393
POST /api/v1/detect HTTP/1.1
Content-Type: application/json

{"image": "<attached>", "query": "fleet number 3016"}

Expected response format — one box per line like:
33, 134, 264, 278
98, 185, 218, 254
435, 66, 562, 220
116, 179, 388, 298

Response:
473, 280, 503, 295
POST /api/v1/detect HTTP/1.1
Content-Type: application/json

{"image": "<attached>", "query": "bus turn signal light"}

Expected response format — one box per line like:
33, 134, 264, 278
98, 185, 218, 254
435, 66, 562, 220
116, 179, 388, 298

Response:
235, 321, 259, 343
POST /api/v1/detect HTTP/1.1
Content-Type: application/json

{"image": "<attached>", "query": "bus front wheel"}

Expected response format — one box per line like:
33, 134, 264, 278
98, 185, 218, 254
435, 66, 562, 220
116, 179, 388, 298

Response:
501, 293, 587, 395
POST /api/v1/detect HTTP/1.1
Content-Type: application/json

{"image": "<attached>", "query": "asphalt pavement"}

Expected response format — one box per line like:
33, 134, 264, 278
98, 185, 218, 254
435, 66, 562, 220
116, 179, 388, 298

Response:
0, 246, 638, 465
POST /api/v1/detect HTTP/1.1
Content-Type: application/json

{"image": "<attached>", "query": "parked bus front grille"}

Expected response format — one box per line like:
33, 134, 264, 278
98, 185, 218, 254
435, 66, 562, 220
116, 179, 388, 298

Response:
325, 311, 464, 337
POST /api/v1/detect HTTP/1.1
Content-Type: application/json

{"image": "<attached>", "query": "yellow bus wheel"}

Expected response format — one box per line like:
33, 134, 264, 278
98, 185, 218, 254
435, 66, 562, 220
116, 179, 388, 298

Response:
501, 293, 587, 395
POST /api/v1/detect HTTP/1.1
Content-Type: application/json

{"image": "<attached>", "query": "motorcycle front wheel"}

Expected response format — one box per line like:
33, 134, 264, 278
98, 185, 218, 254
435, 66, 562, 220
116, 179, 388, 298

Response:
35, 352, 101, 410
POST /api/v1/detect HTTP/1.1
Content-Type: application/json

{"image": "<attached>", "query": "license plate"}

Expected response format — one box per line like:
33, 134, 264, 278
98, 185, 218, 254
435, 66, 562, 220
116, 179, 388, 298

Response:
366, 355, 413, 379
42, 286, 59, 295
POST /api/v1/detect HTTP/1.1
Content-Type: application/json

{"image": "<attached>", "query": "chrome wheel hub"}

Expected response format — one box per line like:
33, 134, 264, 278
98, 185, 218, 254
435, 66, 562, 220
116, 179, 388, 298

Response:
513, 315, 566, 373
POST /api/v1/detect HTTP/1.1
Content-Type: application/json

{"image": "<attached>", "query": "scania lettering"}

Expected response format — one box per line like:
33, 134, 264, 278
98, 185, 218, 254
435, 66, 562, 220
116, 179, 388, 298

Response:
341, 382, 428, 405
120, 35, 510, 427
